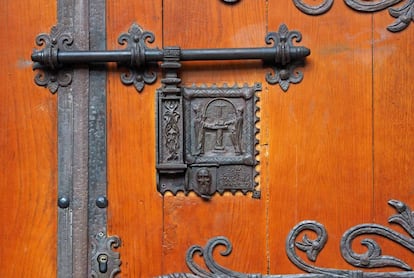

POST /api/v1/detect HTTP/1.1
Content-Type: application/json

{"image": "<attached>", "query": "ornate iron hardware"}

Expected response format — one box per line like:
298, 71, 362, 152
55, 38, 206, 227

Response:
91, 232, 121, 277
217, 0, 413, 32
157, 82, 261, 199
31, 23, 310, 93
158, 199, 414, 277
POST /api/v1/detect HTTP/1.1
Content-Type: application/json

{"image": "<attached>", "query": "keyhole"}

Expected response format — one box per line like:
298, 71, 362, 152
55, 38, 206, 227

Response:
97, 254, 108, 273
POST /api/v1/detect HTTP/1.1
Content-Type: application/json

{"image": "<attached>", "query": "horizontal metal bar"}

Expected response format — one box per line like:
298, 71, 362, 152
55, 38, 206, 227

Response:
31, 23, 311, 92
181, 47, 277, 61
58, 50, 133, 63
32, 46, 310, 65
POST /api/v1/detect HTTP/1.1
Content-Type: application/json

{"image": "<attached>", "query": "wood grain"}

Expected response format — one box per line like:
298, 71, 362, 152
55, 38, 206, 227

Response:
106, 0, 164, 277
373, 6, 414, 270
162, 0, 268, 275
267, 0, 373, 273
0, 1, 57, 277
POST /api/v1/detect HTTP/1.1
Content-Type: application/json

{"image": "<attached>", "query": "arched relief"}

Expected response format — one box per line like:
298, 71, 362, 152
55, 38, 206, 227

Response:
157, 83, 261, 199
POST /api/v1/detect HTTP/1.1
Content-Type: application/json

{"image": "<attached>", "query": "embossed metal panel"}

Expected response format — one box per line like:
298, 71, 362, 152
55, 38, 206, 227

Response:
157, 84, 261, 198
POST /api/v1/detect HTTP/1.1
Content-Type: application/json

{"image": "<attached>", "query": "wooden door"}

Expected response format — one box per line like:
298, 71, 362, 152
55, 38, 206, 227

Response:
0, 1, 57, 277
107, 0, 414, 277
1, 0, 414, 277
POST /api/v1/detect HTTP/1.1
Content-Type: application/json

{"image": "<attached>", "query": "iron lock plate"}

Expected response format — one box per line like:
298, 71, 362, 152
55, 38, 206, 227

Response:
157, 83, 261, 199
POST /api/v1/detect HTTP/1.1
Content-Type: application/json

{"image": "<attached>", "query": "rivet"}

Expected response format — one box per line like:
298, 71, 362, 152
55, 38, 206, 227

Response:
58, 196, 70, 208
280, 69, 289, 80
96, 196, 108, 208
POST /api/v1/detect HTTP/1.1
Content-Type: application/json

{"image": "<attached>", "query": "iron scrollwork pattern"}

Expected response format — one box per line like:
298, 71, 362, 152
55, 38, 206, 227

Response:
32, 24, 74, 93
265, 24, 307, 92
159, 199, 414, 277
293, 0, 413, 32
117, 23, 158, 92
345, 0, 414, 32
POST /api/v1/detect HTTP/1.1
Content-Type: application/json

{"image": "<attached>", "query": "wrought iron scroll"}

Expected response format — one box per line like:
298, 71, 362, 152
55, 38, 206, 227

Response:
158, 199, 414, 277
32, 24, 73, 93
117, 23, 158, 92
265, 24, 306, 92
293, 0, 414, 32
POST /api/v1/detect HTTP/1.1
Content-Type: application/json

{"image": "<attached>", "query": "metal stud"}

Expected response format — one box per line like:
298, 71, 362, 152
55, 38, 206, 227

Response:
57, 196, 70, 208
96, 196, 108, 208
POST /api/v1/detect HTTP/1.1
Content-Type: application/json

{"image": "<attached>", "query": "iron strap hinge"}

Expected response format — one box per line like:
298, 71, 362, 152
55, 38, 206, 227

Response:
31, 23, 310, 93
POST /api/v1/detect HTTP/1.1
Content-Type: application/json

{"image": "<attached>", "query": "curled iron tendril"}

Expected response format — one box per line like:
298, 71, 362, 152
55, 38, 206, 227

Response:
158, 199, 414, 277
293, 0, 413, 32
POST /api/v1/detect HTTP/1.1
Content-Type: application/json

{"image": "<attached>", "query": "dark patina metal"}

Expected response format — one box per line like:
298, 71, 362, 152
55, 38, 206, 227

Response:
50, 0, 121, 277
95, 196, 108, 208
32, 24, 73, 94
32, 23, 310, 93
57, 196, 70, 209
90, 232, 121, 277
55, 0, 91, 276
157, 83, 261, 199
158, 199, 414, 278
87, 0, 121, 276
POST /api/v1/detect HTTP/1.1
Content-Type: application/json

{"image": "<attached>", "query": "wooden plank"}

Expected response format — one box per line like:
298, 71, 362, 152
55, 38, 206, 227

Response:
106, 0, 164, 276
267, 1, 373, 274
0, 1, 57, 277
162, 0, 268, 274
373, 7, 414, 270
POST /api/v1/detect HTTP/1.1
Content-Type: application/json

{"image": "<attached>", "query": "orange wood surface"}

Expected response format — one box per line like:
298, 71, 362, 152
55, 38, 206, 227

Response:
106, 0, 414, 277
161, 0, 268, 274
267, 1, 374, 273
106, 1, 164, 277
0, 1, 57, 277
373, 4, 414, 268
2, 0, 411, 277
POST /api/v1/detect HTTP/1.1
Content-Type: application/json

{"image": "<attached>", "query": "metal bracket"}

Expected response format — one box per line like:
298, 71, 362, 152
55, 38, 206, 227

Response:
32, 23, 310, 93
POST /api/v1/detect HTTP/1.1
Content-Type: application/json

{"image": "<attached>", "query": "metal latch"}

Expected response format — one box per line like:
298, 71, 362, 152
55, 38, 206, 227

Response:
31, 23, 310, 93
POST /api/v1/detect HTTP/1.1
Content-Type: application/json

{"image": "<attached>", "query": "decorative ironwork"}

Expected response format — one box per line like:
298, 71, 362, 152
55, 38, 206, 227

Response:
265, 24, 307, 92
163, 100, 182, 161
345, 0, 414, 32
90, 232, 121, 278
118, 23, 158, 92
341, 199, 414, 270
157, 83, 260, 199
32, 24, 73, 93
293, 0, 334, 15
158, 199, 414, 277
293, 0, 414, 32
32, 23, 310, 93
